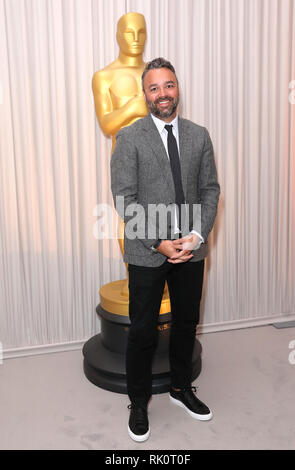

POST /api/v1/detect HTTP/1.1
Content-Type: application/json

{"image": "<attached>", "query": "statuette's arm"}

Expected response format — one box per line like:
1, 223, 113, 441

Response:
92, 72, 147, 136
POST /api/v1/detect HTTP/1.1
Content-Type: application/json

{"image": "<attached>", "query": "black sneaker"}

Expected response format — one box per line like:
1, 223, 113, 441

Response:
127, 404, 150, 442
170, 386, 212, 421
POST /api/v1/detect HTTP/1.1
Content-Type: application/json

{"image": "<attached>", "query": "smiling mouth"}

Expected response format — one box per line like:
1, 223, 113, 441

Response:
156, 97, 172, 104
157, 99, 172, 107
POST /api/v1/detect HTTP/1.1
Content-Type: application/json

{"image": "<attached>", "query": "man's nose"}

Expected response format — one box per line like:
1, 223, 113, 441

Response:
158, 90, 170, 98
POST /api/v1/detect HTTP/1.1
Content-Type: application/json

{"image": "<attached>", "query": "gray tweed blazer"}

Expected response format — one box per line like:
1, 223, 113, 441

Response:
111, 113, 220, 267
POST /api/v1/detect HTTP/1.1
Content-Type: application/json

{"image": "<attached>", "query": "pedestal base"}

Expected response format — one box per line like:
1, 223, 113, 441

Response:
83, 333, 202, 394
82, 304, 202, 395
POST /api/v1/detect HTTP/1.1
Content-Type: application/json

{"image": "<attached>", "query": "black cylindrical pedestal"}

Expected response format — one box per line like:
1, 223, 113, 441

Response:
83, 304, 202, 394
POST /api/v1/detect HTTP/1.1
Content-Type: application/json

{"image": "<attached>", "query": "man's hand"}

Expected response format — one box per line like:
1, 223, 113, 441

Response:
173, 233, 202, 251
156, 239, 193, 264
156, 234, 202, 264
167, 234, 202, 264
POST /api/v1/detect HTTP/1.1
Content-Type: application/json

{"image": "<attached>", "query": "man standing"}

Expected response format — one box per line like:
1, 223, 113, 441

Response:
111, 58, 220, 442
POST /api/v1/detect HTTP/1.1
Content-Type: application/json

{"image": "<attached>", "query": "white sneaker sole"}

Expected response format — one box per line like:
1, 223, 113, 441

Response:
128, 425, 150, 442
169, 395, 213, 421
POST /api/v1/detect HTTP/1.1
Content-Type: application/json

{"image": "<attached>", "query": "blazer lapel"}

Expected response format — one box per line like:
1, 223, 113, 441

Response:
142, 114, 175, 199
142, 114, 193, 201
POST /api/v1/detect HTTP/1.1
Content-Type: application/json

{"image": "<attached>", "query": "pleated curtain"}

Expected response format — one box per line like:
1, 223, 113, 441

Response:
0, 0, 294, 353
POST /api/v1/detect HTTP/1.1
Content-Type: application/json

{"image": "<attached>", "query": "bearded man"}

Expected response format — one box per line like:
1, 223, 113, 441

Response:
111, 57, 220, 442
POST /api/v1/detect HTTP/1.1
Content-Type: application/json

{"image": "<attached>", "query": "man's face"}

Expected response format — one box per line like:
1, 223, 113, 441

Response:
143, 68, 179, 121
117, 14, 146, 57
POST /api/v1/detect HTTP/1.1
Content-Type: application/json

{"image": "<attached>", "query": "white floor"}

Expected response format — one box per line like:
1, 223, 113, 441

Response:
1, 324, 295, 450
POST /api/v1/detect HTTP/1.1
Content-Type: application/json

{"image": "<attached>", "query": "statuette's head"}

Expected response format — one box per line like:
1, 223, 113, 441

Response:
116, 12, 147, 57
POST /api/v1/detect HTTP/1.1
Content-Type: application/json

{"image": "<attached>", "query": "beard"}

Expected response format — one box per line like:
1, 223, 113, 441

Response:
146, 95, 179, 119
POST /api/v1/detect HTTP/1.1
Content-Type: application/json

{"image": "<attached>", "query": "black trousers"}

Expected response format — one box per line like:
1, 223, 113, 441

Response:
127, 259, 204, 406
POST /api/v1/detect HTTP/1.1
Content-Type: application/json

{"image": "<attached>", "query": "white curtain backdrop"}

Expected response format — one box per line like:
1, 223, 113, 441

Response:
0, 0, 295, 354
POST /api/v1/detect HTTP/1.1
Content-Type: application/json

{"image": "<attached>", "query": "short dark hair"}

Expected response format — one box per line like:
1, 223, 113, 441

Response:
141, 57, 178, 89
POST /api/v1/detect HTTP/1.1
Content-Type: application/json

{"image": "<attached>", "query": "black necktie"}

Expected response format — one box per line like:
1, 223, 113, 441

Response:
164, 124, 185, 231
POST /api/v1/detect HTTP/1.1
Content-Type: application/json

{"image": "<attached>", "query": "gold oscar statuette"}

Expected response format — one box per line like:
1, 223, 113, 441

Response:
92, 12, 170, 316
